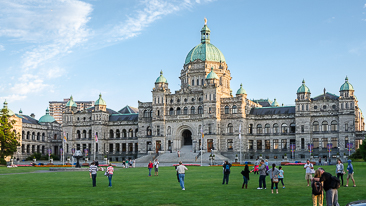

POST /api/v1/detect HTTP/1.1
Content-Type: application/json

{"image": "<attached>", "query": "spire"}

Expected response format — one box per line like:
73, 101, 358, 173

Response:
201, 18, 211, 44
19, 108, 23, 114
46, 108, 50, 115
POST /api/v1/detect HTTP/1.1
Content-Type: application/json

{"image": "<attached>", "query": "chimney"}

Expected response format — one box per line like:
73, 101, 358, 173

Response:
30, 113, 35, 118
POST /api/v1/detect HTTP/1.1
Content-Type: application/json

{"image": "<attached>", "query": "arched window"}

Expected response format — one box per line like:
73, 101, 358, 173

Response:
167, 126, 171, 135
228, 123, 233, 134
169, 108, 174, 115
265, 124, 270, 133
322, 121, 328, 132
273, 123, 279, 134
331, 120, 338, 131
77, 130, 81, 139
116, 129, 120, 138
42, 133, 45, 141
290, 123, 296, 133
191, 106, 195, 114
197, 79, 199, 85
198, 106, 203, 114
110, 129, 114, 138
313, 121, 319, 132
32, 132, 35, 140
257, 124, 263, 134
192, 79, 194, 86
225, 105, 230, 114
129, 129, 133, 137
176, 107, 181, 115
232, 105, 237, 114
281, 123, 287, 134
27, 131, 30, 139
146, 127, 152, 136
135, 129, 138, 137
37, 132, 40, 140
83, 130, 86, 138
122, 129, 127, 138
143, 110, 148, 117
150, 110, 152, 117
183, 107, 188, 115
89, 130, 92, 139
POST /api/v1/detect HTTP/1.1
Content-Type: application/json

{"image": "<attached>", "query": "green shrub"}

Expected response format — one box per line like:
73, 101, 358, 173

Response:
0, 158, 7, 165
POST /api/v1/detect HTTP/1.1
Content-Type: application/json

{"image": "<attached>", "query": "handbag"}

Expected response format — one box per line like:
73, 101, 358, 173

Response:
272, 171, 279, 183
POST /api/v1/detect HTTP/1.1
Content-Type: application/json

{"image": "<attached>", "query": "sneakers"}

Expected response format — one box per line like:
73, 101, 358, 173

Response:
257, 187, 262, 190
182, 188, 185, 190
283, 186, 285, 189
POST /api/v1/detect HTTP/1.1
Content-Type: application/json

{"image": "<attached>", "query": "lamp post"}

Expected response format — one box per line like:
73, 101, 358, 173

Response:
106, 150, 109, 164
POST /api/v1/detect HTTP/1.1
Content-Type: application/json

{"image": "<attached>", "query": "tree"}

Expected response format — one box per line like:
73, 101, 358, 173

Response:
0, 107, 20, 160
359, 139, 366, 162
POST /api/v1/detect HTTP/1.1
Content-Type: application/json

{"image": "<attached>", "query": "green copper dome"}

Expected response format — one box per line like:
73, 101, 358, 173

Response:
184, 22, 226, 65
39, 108, 56, 123
155, 70, 168, 83
95, 93, 106, 106
297, 79, 311, 93
271, 98, 280, 107
236, 84, 247, 95
340, 76, 354, 91
206, 67, 219, 80
2, 100, 15, 116
66, 96, 77, 107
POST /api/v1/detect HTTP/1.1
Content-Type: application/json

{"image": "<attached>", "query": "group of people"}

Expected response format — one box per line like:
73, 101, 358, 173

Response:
147, 159, 159, 176
89, 161, 114, 187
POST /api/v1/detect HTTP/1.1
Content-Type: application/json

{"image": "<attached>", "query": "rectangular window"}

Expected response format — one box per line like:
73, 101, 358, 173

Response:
157, 126, 160, 136
257, 140, 262, 150
227, 139, 233, 150
345, 123, 348, 131
265, 140, 270, 150
345, 136, 349, 149
281, 139, 287, 149
313, 138, 319, 149
273, 139, 279, 149
331, 138, 338, 148
301, 138, 305, 149
248, 140, 253, 150
208, 124, 212, 134
122, 143, 126, 152
322, 138, 328, 148
301, 125, 304, 133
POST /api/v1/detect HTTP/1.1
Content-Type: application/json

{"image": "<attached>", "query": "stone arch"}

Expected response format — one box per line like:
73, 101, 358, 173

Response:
176, 125, 194, 146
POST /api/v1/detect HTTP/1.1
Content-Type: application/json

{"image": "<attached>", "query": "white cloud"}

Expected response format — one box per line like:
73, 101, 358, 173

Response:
0, 94, 27, 102
0, 45, 4, 51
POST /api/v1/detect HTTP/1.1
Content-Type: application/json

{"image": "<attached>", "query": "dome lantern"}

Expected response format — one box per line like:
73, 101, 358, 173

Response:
155, 70, 168, 83
297, 79, 311, 93
340, 76, 354, 91
236, 83, 247, 95
39, 108, 56, 123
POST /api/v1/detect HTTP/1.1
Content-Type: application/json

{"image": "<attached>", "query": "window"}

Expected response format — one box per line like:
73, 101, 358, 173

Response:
170, 99, 173, 103
313, 121, 319, 132
191, 98, 195, 102
191, 106, 195, 114
273, 139, 279, 149
249, 124, 253, 134
198, 106, 203, 114
183, 107, 188, 115
146, 127, 152, 136
192, 79, 194, 86
281, 139, 287, 149
265, 124, 270, 134
257, 124, 263, 134
197, 79, 199, 85
157, 126, 160, 136
248, 140, 253, 150
313, 138, 319, 149
323, 105, 327, 109
116, 129, 120, 138
184, 98, 187, 103
322, 121, 328, 132
265, 140, 270, 150
201, 79, 204, 85
232, 105, 237, 114
301, 125, 304, 133
290, 123, 296, 133
169, 108, 174, 115
225, 105, 230, 114
227, 139, 233, 150
314, 105, 318, 110
322, 138, 328, 148
273, 123, 279, 134
281, 123, 287, 134
167, 126, 171, 135
345, 136, 348, 149
122, 129, 127, 137
301, 138, 305, 149
331, 120, 337, 131
332, 105, 336, 109
176, 107, 181, 115
110, 130, 114, 138
345, 123, 348, 131
331, 138, 338, 148
208, 124, 212, 134
228, 123, 233, 134
257, 140, 262, 150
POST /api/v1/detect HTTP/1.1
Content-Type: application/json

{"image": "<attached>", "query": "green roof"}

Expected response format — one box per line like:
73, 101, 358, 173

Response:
155, 70, 168, 83
271, 98, 280, 107
184, 23, 225, 65
95, 93, 106, 106
340, 76, 354, 91
39, 108, 56, 123
297, 79, 311, 93
236, 83, 247, 95
66, 96, 77, 107
206, 67, 219, 80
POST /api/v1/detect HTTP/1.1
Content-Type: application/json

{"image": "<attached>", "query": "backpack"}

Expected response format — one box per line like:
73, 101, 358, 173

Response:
224, 164, 230, 173
330, 176, 341, 189
312, 180, 323, 195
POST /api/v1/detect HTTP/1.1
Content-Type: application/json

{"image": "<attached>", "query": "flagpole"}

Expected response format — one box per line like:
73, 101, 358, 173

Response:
201, 126, 203, 166
239, 124, 241, 164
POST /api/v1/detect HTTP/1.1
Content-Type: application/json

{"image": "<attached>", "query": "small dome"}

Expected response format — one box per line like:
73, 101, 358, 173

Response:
236, 84, 247, 95
206, 67, 219, 80
19, 108, 23, 114
66, 96, 77, 108
39, 108, 56, 123
95, 93, 106, 106
155, 70, 168, 83
271, 98, 280, 107
297, 79, 311, 93
1, 100, 15, 116
340, 76, 354, 91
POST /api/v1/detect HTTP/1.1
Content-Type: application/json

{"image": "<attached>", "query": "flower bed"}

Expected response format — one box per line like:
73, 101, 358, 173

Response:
98, 164, 116, 167
35, 165, 73, 167
284, 163, 306, 166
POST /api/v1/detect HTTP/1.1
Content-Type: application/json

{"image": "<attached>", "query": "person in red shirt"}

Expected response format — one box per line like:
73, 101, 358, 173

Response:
148, 161, 153, 176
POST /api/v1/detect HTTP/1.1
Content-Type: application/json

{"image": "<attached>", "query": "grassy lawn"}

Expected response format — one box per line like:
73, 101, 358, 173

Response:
0, 162, 365, 206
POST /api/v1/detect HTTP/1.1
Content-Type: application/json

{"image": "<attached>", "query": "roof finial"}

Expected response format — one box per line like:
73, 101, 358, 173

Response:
345, 76, 348, 82
302, 79, 305, 84
160, 70, 163, 75
204, 17, 207, 25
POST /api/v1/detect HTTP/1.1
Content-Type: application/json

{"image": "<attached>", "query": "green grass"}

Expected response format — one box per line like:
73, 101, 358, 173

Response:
0, 163, 365, 206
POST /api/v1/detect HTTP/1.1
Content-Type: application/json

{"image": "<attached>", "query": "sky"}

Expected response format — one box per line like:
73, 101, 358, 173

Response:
1, 0, 366, 119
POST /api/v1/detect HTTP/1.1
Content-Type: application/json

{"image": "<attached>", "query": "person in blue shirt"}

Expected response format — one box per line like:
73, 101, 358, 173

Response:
345, 160, 356, 187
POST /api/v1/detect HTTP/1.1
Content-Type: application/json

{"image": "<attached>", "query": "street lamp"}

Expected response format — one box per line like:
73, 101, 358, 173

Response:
106, 150, 109, 164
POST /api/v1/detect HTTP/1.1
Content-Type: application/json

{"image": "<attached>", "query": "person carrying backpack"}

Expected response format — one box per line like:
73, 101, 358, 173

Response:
345, 159, 356, 187
222, 160, 231, 184
311, 169, 323, 206
312, 167, 340, 206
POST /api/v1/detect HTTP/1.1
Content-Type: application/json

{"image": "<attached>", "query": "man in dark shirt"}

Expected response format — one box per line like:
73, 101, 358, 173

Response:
312, 167, 339, 206
222, 161, 231, 184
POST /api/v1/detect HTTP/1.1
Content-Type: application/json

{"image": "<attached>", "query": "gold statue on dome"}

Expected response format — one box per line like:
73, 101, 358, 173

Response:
204, 17, 207, 25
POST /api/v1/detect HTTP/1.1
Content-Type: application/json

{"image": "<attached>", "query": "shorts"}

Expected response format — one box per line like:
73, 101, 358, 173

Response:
347, 173, 354, 180
305, 173, 313, 180
155, 167, 159, 172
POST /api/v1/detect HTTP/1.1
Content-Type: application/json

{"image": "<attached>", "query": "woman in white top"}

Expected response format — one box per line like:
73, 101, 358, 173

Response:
336, 159, 344, 186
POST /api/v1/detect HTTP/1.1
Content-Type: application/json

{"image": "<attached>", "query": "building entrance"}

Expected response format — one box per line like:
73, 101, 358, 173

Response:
182, 130, 192, 145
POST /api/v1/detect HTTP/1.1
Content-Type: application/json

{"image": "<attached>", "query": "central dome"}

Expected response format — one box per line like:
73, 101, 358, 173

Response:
184, 23, 226, 65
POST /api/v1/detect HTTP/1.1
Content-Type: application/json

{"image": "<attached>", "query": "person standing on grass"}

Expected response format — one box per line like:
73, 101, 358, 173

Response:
311, 169, 323, 206
89, 161, 98, 187
129, 159, 133, 168
268, 163, 280, 194
241, 164, 251, 189
318, 157, 322, 166
254, 159, 259, 175
222, 160, 231, 184
148, 161, 153, 176
107, 163, 114, 187
312, 167, 340, 206
176, 161, 188, 190
257, 160, 267, 190
278, 166, 285, 189
335, 159, 344, 186
304, 159, 314, 186
154, 159, 159, 176
345, 160, 356, 187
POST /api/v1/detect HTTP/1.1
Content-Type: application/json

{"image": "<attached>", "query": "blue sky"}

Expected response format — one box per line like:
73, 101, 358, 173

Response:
1, 0, 366, 119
